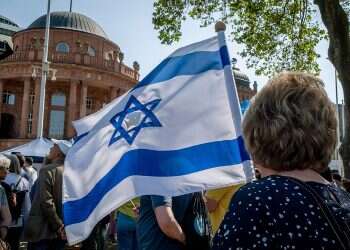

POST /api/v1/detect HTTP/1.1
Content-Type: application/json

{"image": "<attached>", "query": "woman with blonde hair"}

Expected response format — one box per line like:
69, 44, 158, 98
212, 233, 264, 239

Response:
4, 154, 30, 250
213, 72, 350, 250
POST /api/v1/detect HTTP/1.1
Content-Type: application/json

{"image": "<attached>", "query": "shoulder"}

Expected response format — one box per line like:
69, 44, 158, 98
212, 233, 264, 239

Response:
150, 195, 172, 209
41, 163, 63, 174
27, 167, 36, 174
20, 177, 30, 188
232, 176, 294, 205
238, 175, 298, 192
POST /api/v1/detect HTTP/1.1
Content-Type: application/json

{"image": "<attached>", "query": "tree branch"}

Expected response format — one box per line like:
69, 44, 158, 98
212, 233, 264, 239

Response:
314, 0, 350, 72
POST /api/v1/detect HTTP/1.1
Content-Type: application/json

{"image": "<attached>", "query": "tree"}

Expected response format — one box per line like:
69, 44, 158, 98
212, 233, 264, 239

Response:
152, 0, 350, 177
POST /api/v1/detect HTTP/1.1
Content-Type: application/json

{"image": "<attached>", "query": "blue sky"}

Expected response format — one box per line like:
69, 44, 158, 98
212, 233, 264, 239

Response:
2, 0, 343, 102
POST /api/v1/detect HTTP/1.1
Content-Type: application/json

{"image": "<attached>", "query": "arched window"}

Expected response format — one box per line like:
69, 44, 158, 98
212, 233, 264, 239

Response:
87, 46, 96, 57
51, 93, 66, 106
56, 42, 70, 53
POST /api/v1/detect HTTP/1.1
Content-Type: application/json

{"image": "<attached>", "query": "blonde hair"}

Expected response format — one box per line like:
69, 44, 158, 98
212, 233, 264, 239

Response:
0, 155, 10, 170
242, 72, 337, 172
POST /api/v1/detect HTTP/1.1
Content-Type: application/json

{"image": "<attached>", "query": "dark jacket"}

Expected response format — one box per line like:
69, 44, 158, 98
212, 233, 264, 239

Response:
23, 160, 64, 242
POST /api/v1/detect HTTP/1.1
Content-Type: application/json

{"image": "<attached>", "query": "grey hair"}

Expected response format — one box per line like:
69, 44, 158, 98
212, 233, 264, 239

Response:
0, 155, 11, 170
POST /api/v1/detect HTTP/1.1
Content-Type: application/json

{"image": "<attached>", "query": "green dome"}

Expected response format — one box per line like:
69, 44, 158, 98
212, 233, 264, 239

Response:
27, 11, 108, 38
0, 15, 20, 36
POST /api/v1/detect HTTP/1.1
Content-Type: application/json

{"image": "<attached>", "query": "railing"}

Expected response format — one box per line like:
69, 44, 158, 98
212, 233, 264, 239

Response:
0, 50, 139, 81
1, 51, 32, 62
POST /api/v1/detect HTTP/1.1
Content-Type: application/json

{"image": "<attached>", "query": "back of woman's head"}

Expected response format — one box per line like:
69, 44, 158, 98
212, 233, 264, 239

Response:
242, 72, 337, 173
7, 155, 21, 175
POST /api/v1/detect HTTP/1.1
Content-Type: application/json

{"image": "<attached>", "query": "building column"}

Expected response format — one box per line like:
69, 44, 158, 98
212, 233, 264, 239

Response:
67, 81, 78, 137
32, 79, 41, 138
110, 87, 118, 102
0, 79, 3, 127
80, 82, 87, 118
19, 78, 31, 138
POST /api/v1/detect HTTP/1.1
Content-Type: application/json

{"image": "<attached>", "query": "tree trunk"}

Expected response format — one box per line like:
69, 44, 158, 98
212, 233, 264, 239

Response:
314, 0, 350, 178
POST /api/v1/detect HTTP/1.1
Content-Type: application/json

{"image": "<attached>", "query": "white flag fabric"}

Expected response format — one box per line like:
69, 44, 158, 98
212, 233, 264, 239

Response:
63, 34, 254, 244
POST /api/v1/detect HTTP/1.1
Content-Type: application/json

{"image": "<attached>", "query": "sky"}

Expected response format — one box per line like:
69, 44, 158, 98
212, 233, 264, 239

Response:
2, 0, 343, 103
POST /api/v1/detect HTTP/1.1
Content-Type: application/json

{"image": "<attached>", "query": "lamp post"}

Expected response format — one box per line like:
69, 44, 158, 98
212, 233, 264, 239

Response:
37, 0, 51, 138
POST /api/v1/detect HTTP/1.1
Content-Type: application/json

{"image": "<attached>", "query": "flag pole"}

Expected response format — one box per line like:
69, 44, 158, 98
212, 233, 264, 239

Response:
215, 21, 243, 133
37, 0, 51, 138
215, 21, 254, 180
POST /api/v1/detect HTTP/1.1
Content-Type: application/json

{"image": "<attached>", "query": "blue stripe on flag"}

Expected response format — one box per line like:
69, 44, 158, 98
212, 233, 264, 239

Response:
73, 132, 89, 144
63, 136, 250, 226
133, 46, 230, 90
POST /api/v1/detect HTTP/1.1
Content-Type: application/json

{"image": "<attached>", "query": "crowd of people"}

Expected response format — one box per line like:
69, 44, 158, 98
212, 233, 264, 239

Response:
0, 72, 349, 250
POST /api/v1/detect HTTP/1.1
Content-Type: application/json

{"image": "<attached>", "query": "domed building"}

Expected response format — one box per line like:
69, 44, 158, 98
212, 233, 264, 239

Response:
0, 12, 139, 150
0, 15, 20, 59
233, 67, 258, 102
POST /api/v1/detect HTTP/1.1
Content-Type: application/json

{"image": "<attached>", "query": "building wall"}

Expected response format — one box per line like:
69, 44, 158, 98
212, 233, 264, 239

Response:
0, 27, 139, 150
237, 85, 257, 102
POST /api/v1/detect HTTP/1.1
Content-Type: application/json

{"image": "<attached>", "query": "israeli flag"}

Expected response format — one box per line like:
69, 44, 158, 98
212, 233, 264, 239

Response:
63, 31, 254, 244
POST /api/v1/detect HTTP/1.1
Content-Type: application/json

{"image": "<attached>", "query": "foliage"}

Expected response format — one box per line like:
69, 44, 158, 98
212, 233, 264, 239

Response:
153, 0, 334, 76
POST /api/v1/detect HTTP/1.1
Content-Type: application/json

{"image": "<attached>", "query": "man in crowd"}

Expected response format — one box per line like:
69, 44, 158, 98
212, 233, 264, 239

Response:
137, 194, 192, 250
22, 156, 38, 189
23, 141, 71, 250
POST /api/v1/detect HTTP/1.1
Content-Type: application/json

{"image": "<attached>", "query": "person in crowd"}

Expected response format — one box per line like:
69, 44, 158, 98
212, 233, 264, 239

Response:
14, 153, 25, 172
0, 156, 12, 241
137, 194, 192, 250
320, 167, 333, 182
3, 154, 30, 250
343, 178, 350, 191
213, 72, 350, 249
114, 198, 140, 250
81, 216, 110, 250
205, 185, 241, 234
331, 170, 344, 188
23, 141, 71, 250
21, 157, 38, 189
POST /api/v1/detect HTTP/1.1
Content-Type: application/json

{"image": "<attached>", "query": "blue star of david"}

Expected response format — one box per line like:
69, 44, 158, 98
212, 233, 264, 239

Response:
109, 95, 162, 146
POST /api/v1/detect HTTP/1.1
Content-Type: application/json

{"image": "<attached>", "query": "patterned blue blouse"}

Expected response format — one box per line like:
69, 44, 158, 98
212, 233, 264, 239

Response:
213, 175, 350, 250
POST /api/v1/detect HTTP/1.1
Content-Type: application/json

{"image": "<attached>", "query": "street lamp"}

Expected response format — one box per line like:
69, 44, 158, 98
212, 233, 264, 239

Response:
31, 65, 57, 81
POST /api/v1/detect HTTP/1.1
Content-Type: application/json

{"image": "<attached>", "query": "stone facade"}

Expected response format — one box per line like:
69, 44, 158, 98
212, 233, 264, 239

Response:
0, 13, 139, 150
233, 68, 258, 102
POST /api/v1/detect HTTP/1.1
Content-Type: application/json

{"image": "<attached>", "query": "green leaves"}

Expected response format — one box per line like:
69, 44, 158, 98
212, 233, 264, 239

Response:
153, 0, 327, 76
153, 0, 187, 45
